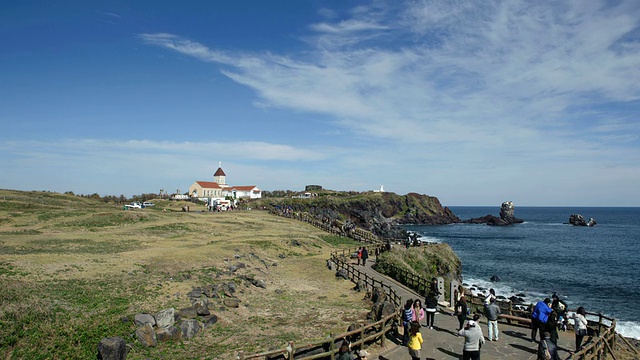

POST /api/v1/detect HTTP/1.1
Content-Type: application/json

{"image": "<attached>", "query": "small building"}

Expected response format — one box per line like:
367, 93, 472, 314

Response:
188, 164, 261, 201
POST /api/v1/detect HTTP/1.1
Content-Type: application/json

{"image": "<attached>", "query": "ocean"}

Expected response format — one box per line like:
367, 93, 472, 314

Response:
403, 206, 640, 339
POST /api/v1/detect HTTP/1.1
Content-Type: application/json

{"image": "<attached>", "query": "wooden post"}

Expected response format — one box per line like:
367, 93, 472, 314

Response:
288, 341, 295, 360
329, 334, 335, 360
237, 351, 244, 360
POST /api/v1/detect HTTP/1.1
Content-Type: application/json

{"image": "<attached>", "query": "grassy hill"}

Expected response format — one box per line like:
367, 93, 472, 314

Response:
0, 189, 369, 359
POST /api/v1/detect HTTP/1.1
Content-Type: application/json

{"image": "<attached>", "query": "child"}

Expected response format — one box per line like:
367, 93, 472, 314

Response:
408, 322, 423, 360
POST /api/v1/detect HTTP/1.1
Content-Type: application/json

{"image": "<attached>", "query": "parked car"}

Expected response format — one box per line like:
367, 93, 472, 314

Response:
142, 201, 155, 207
124, 202, 143, 209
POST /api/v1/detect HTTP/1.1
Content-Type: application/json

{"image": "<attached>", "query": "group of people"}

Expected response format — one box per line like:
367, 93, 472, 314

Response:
531, 294, 590, 356
356, 247, 369, 266
400, 278, 441, 359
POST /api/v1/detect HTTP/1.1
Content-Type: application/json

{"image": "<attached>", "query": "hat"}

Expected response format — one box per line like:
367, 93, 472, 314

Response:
358, 350, 370, 357
468, 320, 476, 327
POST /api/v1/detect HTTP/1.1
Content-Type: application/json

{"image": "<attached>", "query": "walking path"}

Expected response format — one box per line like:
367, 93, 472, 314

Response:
355, 255, 577, 360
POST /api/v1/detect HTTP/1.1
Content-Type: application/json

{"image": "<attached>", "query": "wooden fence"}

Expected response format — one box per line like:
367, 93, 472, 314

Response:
237, 245, 399, 360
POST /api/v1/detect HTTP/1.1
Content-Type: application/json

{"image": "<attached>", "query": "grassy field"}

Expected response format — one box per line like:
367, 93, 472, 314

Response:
0, 190, 370, 359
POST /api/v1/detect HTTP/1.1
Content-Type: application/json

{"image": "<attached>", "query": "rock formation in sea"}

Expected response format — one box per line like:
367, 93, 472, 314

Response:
569, 214, 597, 226
463, 201, 524, 226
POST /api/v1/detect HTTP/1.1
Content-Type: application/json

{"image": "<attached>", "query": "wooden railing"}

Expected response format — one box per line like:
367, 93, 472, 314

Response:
237, 245, 399, 360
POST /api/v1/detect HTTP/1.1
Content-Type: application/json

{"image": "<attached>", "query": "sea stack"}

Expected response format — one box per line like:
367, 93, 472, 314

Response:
463, 201, 524, 226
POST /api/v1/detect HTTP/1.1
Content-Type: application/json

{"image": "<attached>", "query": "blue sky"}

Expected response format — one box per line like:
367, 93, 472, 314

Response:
1, 0, 639, 206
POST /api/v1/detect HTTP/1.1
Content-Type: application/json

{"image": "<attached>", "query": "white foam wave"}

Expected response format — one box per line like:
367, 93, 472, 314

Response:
616, 320, 640, 340
462, 276, 640, 340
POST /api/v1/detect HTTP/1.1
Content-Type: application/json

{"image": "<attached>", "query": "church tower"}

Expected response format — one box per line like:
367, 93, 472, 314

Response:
213, 162, 227, 186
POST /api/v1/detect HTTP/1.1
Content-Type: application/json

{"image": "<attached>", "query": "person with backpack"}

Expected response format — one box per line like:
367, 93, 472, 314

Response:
537, 331, 560, 360
361, 247, 369, 266
531, 298, 552, 342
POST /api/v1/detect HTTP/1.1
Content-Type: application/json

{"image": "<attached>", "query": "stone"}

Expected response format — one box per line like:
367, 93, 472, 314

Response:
154, 308, 175, 329
135, 324, 157, 347
180, 319, 201, 339
97, 336, 127, 360
569, 214, 597, 226
134, 313, 155, 327
490, 275, 501, 282
202, 314, 218, 327
223, 298, 241, 308
177, 307, 197, 319
253, 279, 267, 289
196, 304, 210, 316
336, 269, 349, 280
156, 325, 182, 342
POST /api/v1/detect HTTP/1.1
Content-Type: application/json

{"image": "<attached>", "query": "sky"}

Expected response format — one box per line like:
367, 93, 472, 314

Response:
1, 0, 639, 206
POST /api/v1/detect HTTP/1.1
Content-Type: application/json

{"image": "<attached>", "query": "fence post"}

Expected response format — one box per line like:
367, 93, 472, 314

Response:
288, 341, 295, 360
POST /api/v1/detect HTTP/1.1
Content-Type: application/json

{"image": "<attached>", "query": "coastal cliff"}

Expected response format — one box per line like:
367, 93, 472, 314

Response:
253, 192, 460, 239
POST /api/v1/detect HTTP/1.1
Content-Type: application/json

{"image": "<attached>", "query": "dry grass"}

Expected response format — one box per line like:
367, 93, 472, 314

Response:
0, 190, 370, 359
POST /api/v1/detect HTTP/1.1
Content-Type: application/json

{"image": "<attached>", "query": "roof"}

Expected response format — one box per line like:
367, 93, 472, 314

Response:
230, 185, 258, 191
214, 167, 226, 176
195, 181, 221, 189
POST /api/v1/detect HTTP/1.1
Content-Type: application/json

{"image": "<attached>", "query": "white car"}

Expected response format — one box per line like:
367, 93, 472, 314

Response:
124, 202, 143, 209
143, 201, 155, 207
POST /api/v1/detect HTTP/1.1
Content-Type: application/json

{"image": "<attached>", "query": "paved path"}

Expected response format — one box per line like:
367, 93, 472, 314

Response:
355, 256, 577, 360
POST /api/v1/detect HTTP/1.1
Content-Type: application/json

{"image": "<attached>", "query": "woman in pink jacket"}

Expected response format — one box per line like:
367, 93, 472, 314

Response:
412, 299, 425, 326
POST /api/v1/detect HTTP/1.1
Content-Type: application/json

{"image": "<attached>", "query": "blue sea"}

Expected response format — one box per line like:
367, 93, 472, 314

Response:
403, 206, 640, 339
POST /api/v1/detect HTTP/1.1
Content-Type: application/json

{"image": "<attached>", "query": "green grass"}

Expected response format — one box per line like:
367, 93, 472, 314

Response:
319, 234, 360, 247
0, 238, 142, 255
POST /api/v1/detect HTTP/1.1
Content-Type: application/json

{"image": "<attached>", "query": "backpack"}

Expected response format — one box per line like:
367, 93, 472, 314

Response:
541, 340, 551, 360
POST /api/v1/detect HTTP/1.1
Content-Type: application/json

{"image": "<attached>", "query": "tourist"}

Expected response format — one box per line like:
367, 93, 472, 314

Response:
455, 296, 469, 331
551, 293, 568, 331
361, 247, 368, 266
402, 299, 415, 346
484, 288, 496, 305
567, 306, 589, 351
412, 299, 425, 326
407, 321, 423, 360
537, 331, 560, 360
530, 298, 552, 342
425, 289, 438, 329
357, 349, 369, 360
484, 297, 501, 341
356, 247, 362, 266
458, 320, 484, 360
545, 309, 559, 345
337, 340, 353, 360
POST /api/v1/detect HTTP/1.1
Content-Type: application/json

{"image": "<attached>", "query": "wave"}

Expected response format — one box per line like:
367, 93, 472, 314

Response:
461, 275, 640, 339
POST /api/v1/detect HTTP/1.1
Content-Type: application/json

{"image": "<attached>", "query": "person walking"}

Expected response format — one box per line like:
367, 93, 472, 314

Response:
537, 332, 560, 360
356, 247, 362, 266
402, 299, 415, 346
458, 320, 484, 360
531, 298, 552, 342
545, 309, 559, 345
407, 322, 423, 360
455, 296, 469, 331
484, 297, 501, 341
567, 306, 589, 352
361, 247, 368, 266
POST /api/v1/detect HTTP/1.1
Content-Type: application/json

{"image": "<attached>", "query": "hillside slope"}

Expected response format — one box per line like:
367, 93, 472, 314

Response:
253, 192, 460, 238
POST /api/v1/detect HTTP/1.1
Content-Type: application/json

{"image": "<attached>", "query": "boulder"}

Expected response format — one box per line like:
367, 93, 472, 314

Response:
156, 326, 182, 342
180, 319, 201, 339
336, 269, 349, 280
177, 307, 197, 319
97, 336, 127, 360
202, 314, 218, 327
135, 324, 157, 347
253, 279, 267, 289
154, 308, 175, 329
490, 275, 501, 282
134, 313, 155, 327
223, 298, 241, 308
